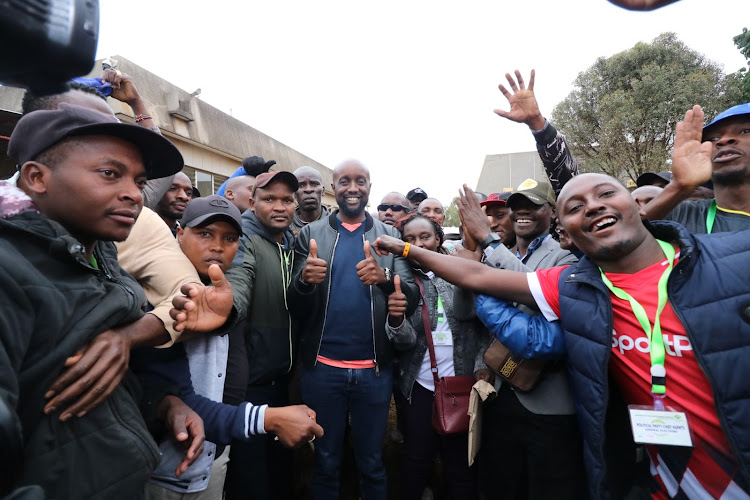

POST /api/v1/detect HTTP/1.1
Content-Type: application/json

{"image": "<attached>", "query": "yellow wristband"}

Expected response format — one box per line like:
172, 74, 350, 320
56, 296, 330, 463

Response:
402, 242, 411, 258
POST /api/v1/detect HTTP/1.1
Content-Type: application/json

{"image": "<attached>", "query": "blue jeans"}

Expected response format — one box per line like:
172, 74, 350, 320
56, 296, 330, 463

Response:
300, 362, 393, 500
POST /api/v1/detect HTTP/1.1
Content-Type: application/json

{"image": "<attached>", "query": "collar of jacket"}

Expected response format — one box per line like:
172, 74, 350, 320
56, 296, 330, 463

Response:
566, 219, 698, 282
327, 209, 375, 232
241, 209, 295, 251
294, 204, 329, 228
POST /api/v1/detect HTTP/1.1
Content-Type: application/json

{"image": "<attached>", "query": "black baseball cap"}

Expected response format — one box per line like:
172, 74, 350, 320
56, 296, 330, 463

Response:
8, 103, 184, 180
406, 187, 428, 202
180, 195, 242, 234
636, 171, 672, 187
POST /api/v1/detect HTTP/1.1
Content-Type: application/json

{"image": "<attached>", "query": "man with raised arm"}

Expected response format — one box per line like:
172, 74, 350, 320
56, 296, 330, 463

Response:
372, 123, 750, 500
643, 104, 750, 233
494, 69, 580, 197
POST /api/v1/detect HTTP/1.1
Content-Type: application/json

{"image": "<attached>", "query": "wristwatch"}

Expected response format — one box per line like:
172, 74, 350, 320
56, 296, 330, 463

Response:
383, 267, 393, 283
479, 233, 501, 250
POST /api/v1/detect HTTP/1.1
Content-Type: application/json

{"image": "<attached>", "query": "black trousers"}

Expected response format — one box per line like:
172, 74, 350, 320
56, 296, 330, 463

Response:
402, 382, 477, 500
478, 385, 587, 500
224, 382, 293, 500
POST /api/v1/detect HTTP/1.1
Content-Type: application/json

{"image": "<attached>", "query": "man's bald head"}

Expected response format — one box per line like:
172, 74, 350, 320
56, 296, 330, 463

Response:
332, 159, 371, 220
224, 175, 257, 213
294, 166, 322, 182
631, 185, 663, 209
332, 159, 370, 184
556, 173, 651, 265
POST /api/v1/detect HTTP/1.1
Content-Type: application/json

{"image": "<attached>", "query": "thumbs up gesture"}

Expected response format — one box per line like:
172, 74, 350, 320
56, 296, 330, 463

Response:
356, 240, 387, 286
302, 239, 328, 285
388, 275, 408, 326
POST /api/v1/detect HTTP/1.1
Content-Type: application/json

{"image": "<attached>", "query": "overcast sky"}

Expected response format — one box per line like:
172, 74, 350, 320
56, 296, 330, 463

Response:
96, 0, 749, 207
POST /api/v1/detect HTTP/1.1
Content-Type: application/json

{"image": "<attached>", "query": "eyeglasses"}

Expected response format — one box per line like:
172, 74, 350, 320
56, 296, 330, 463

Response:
377, 203, 410, 213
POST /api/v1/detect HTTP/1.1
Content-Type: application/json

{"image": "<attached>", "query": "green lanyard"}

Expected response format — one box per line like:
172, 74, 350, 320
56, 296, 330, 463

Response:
706, 199, 717, 235
599, 240, 675, 397
437, 296, 445, 324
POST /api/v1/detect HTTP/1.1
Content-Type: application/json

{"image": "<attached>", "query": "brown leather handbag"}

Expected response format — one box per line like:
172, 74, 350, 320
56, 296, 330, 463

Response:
416, 280, 475, 435
483, 338, 546, 392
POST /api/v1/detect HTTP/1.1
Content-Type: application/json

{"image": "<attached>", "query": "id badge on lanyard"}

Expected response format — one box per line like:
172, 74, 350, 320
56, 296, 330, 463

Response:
431, 296, 452, 346
600, 239, 693, 447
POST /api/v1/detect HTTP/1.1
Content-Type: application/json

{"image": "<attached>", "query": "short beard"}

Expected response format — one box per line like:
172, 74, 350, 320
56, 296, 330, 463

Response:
712, 166, 748, 186
590, 238, 632, 262
337, 198, 367, 218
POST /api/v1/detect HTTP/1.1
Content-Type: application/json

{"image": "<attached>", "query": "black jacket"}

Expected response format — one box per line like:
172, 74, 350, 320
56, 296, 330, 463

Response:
227, 210, 296, 385
288, 211, 420, 369
0, 209, 160, 499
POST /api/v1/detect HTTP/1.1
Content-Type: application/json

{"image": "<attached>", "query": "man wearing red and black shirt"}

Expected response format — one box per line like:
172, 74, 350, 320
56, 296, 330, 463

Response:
372, 170, 750, 499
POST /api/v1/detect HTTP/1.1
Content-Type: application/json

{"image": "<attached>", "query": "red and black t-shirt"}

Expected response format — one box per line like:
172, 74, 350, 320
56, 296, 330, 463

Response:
528, 258, 748, 499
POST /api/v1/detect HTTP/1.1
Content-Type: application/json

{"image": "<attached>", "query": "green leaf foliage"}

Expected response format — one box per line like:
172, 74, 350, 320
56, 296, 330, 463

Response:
551, 33, 742, 183
444, 198, 460, 228
733, 28, 750, 102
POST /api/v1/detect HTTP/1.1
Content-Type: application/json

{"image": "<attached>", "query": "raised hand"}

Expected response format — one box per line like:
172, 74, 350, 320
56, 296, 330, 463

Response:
457, 185, 492, 251
494, 69, 546, 131
171, 264, 234, 333
302, 239, 327, 285
388, 275, 408, 327
356, 240, 387, 286
372, 235, 407, 257
264, 405, 325, 448
672, 105, 712, 190
101, 69, 142, 106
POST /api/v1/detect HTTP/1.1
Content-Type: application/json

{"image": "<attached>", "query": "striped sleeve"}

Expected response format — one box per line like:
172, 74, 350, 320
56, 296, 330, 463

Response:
526, 266, 568, 322
245, 403, 268, 437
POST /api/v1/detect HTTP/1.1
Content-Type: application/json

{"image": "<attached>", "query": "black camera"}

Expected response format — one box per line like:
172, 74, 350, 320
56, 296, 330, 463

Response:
0, 0, 99, 95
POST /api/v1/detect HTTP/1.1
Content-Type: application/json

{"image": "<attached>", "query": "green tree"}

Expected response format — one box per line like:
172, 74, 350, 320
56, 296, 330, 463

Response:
444, 198, 459, 228
551, 32, 741, 183
733, 28, 750, 102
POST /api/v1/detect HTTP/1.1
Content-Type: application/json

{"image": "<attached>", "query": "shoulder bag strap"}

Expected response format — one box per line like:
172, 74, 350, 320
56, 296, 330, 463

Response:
415, 278, 440, 386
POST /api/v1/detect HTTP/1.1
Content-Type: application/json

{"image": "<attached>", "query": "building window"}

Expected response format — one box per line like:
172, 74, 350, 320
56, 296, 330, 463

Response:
196, 171, 213, 197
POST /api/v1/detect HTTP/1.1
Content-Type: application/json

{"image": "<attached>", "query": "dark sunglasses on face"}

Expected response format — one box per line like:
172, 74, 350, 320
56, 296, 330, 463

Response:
377, 203, 410, 213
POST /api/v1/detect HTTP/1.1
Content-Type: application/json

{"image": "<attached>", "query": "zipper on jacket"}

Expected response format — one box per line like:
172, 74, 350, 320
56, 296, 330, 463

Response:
92, 245, 136, 303
315, 231, 340, 365
279, 242, 295, 373
567, 272, 612, 497
364, 234, 378, 375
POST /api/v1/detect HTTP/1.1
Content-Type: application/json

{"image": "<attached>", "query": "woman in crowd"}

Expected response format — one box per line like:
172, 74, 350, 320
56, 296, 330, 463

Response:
388, 214, 486, 500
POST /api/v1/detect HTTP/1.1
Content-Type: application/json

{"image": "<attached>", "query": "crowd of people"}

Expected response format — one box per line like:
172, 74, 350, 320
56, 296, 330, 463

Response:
1, 62, 749, 500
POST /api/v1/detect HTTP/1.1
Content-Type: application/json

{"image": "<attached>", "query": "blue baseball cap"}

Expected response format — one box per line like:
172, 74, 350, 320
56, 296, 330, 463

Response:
703, 103, 750, 138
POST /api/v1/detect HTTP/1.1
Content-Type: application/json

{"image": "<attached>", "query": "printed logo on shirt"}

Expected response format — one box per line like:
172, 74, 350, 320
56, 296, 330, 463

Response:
611, 330, 693, 357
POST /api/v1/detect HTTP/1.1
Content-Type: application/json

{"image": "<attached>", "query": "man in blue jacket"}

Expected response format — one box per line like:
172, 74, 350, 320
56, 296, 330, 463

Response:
373, 168, 750, 499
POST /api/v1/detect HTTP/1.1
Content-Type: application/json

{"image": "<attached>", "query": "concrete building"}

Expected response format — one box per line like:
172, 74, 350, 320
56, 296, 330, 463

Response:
0, 56, 335, 206
475, 150, 547, 194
